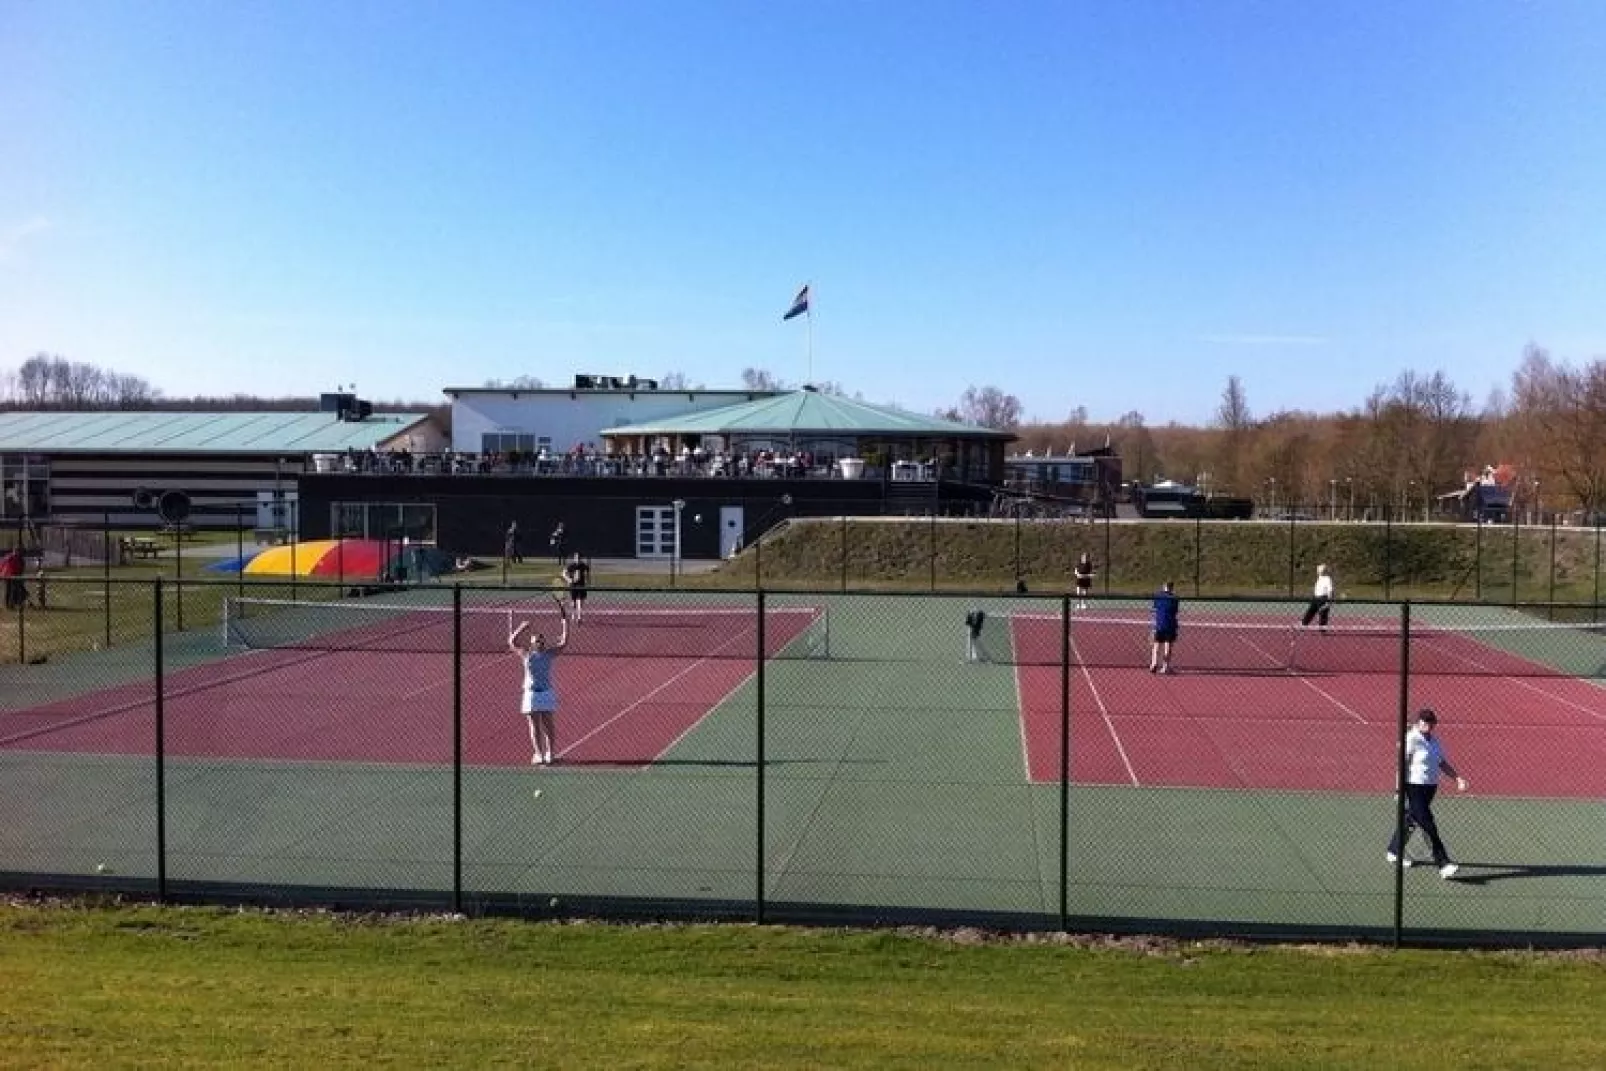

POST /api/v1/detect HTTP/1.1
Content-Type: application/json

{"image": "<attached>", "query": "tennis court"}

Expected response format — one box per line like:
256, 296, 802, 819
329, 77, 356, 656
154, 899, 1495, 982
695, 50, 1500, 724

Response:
3, 585, 1605, 942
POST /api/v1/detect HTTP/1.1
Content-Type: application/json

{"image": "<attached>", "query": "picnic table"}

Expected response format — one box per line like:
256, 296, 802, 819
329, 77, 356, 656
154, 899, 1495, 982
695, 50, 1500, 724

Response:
121, 536, 162, 560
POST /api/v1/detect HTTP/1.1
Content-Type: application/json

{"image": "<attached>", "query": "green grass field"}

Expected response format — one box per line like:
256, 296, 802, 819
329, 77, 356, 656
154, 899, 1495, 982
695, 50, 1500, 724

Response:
2, 902, 1603, 1069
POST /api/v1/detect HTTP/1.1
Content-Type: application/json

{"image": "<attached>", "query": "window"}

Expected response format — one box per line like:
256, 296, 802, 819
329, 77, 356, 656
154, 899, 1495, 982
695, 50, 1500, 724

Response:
0, 454, 49, 519
481, 432, 539, 454
332, 501, 438, 543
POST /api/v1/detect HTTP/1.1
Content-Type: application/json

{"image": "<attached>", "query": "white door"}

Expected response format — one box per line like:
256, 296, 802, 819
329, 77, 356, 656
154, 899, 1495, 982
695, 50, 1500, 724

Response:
719, 506, 744, 558
635, 506, 676, 558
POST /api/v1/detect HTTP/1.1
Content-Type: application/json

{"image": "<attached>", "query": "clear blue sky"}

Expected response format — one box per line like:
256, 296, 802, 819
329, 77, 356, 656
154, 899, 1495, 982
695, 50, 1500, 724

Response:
2, 1, 1603, 424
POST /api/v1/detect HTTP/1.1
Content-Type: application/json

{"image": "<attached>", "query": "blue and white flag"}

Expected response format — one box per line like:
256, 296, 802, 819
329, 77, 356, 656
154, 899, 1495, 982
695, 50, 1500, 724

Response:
782, 284, 810, 321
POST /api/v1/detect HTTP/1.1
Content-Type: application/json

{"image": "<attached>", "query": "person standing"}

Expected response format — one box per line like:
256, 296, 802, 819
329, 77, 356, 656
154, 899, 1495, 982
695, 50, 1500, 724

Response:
508, 601, 570, 766
1387, 708, 1468, 879
504, 521, 521, 567
562, 553, 592, 622
1301, 563, 1335, 631
1074, 553, 1095, 611
1149, 581, 1180, 674
549, 522, 566, 563
0, 545, 24, 611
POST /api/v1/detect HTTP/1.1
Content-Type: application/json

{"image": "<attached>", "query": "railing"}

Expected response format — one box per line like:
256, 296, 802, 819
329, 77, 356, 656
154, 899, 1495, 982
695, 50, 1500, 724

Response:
2, 578, 1602, 946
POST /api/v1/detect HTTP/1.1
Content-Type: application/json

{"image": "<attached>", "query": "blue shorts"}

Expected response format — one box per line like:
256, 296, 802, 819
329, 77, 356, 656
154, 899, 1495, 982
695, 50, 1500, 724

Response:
1153, 628, 1178, 644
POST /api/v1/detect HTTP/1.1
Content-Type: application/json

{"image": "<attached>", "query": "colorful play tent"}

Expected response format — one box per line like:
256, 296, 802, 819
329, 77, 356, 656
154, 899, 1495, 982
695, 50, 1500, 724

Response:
243, 539, 392, 579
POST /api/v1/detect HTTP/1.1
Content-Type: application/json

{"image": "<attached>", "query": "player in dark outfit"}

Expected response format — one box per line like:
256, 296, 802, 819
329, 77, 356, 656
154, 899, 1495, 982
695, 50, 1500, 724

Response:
1149, 581, 1180, 674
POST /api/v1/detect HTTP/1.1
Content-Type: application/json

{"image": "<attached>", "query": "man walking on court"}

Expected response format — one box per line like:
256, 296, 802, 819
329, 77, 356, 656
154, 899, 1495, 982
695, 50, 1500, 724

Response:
1388, 708, 1468, 879
1149, 581, 1180, 674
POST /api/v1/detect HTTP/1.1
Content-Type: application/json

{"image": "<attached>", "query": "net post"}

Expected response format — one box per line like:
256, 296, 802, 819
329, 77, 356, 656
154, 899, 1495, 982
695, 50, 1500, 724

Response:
155, 576, 168, 904
452, 582, 463, 916
755, 590, 767, 924
1286, 511, 1296, 597
1391, 599, 1410, 948
1058, 594, 1071, 931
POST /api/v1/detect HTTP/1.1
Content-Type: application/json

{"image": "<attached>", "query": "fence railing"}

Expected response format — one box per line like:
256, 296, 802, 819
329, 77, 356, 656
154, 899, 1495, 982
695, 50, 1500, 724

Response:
2, 577, 1602, 946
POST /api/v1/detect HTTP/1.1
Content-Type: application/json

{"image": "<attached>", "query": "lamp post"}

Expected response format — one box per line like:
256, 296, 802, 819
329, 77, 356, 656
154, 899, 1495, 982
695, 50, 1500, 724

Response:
1267, 478, 1277, 518
671, 498, 685, 586
1533, 479, 1542, 526
1346, 477, 1354, 522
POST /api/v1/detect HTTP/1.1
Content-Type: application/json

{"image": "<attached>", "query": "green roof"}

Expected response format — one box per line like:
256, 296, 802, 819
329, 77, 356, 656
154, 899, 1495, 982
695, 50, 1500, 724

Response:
600, 389, 1013, 439
0, 410, 433, 454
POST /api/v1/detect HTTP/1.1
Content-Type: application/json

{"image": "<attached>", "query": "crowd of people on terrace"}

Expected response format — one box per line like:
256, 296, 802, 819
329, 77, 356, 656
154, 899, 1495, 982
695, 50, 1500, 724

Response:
339, 442, 863, 479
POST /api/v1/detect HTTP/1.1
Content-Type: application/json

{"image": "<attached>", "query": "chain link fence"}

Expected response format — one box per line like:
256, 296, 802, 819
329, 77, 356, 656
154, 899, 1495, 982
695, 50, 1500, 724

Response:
3, 577, 1604, 944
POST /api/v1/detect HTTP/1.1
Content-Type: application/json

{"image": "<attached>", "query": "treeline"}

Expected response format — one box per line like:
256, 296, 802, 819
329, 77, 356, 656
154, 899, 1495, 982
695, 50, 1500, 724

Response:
0, 353, 441, 415
1012, 345, 1606, 515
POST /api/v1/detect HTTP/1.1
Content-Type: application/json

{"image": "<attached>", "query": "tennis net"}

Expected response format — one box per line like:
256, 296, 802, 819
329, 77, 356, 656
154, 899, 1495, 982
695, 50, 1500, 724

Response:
221, 597, 830, 660
989, 613, 1606, 678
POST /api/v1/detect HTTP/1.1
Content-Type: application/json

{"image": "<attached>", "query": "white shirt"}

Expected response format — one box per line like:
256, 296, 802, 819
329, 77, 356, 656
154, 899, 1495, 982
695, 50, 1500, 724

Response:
1314, 575, 1334, 599
1403, 728, 1446, 785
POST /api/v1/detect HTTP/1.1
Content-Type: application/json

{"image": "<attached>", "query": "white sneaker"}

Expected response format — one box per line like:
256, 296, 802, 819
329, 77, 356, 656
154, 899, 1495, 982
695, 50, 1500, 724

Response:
1439, 863, 1460, 879
1386, 852, 1414, 868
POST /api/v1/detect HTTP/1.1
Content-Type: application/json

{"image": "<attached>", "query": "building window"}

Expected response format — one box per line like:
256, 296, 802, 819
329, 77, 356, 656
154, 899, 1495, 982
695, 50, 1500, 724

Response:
0, 454, 49, 519
481, 432, 541, 454
332, 502, 438, 543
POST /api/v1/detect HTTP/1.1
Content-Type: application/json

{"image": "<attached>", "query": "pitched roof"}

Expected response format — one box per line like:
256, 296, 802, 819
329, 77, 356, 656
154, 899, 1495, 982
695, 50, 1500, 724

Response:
0, 410, 433, 454
600, 389, 1014, 439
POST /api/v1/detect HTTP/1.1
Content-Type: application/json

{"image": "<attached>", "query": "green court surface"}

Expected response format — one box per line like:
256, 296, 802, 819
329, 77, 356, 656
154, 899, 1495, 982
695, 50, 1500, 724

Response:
3, 590, 1605, 943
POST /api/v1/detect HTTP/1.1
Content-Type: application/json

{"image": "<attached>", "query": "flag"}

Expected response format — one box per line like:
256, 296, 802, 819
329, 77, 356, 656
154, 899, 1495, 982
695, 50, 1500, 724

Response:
782, 284, 810, 321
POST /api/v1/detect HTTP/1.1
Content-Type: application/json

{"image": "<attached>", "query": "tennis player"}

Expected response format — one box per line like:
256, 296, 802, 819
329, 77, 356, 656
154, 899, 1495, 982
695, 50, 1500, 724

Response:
1074, 553, 1095, 611
1387, 708, 1468, 879
1149, 581, 1180, 674
1301, 564, 1335, 631
562, 553, 592, 622
508, 599, 570, 766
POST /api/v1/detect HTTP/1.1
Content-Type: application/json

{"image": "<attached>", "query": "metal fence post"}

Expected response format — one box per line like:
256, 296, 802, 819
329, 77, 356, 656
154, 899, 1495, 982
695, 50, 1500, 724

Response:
1474, 516, 1482, 601
1391, 599, 1410, 948
755, 590, 767, 924
1548, 516, 1558, 616
1014, 511, 1022, 587
236, 506, 245, 599
103, 511, 112, 649
1102, 511, 1112, 594
1595, 518, 1602, 624
175, 525, 184, 632
1511, 511, 1520, 606
16, 583, 24, 664
1193, 513, 1202, 597
929, 512, 937, 592
155, 576, 168, 903
453, 583, 463, 915
1287, 511, 1297, 597
840, 513, 848, 593
1059, 595, 1071, 931
1383, 510, 1393, 599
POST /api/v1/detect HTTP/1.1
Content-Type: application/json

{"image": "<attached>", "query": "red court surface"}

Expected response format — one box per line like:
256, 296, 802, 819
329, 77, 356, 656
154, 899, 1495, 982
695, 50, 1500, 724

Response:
0, 608, 815, 768
1013, 615, 1606, 798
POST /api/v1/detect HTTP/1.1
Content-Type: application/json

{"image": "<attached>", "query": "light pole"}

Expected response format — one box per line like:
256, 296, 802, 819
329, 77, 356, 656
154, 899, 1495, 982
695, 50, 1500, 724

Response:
1329, 479, 1337, 521
1346, 477, 1354, 521
671, 498, 685, 586
1533, 479, 1541, 525
1267, 478, 1277, 518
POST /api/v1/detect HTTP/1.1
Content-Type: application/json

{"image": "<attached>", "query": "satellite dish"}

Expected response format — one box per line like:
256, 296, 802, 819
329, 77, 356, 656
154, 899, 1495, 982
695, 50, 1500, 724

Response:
132, 488, 156, 510
158, 490, 192, 524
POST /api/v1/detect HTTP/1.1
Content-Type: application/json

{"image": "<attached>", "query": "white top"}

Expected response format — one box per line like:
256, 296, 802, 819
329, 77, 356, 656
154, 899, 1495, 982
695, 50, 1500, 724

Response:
1313, 575, 1334, 599
1403, 728, 1446, 785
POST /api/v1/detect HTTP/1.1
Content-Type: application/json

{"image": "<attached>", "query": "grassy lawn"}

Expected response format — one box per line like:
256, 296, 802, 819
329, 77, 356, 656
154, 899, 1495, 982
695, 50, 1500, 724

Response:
1, 902, 1602, 1069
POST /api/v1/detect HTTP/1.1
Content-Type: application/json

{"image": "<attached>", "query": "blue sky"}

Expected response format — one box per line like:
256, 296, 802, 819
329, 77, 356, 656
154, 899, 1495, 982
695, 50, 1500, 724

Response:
2, 1, 1603, 424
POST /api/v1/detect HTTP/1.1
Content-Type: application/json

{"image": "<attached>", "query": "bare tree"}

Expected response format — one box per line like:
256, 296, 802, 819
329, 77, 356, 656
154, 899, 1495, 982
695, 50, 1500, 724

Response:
741, 368, 789, 391
1, 353, 159, 409
1211, 375, 1254, 494
952, 385, 1023, 431
659, 371, 696, 390
1509, 346, 1606, 515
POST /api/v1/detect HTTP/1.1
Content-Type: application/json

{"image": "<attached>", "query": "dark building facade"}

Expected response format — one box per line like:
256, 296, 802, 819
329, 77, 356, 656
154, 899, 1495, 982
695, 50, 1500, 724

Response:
297, 473, 993, 560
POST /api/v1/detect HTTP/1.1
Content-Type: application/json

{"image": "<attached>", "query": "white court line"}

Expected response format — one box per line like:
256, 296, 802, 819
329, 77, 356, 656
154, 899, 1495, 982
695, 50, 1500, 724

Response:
1010, 624, 1033, 784
1069, 636, 1139, 786
1413, 634, 1606, 724
555, 618, 782, 760
1235, 631, 1370, 725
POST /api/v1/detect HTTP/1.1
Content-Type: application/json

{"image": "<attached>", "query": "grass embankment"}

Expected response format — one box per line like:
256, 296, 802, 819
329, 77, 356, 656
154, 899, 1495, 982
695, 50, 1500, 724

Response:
715, 517, 1606, 601
1, 902, 1602, 1069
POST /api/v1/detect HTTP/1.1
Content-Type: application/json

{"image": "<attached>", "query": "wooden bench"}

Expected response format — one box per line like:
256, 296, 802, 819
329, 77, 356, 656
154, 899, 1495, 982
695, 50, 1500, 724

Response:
121, 537, 162, 560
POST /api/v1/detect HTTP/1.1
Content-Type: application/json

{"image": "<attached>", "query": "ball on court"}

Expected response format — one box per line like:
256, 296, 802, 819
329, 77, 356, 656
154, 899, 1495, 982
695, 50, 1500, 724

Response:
95, 863, 109, 874
694, 514, 702, 523
548, 897, 561, 909
531, 789, 543, 799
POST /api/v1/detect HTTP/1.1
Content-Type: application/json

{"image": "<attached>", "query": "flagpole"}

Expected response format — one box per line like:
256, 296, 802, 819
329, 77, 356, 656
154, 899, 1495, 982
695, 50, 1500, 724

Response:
806, 297, 814, 385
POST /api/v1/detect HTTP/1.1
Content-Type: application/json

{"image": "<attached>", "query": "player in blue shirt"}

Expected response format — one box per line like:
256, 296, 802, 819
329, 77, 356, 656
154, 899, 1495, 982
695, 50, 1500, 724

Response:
1150, 581, 1180, 674
509, 600, 571, 765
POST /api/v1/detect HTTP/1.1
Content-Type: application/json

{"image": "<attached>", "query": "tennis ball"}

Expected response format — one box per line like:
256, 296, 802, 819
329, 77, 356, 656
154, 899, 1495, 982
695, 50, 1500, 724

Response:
531, 789, 543, 799
548, 897, 561, 909
694, 514, 703, 523
95, 863, 110, 874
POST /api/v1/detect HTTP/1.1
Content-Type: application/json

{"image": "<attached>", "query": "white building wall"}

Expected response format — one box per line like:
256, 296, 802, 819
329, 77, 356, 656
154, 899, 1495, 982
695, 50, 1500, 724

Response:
449, 391, 775, 453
